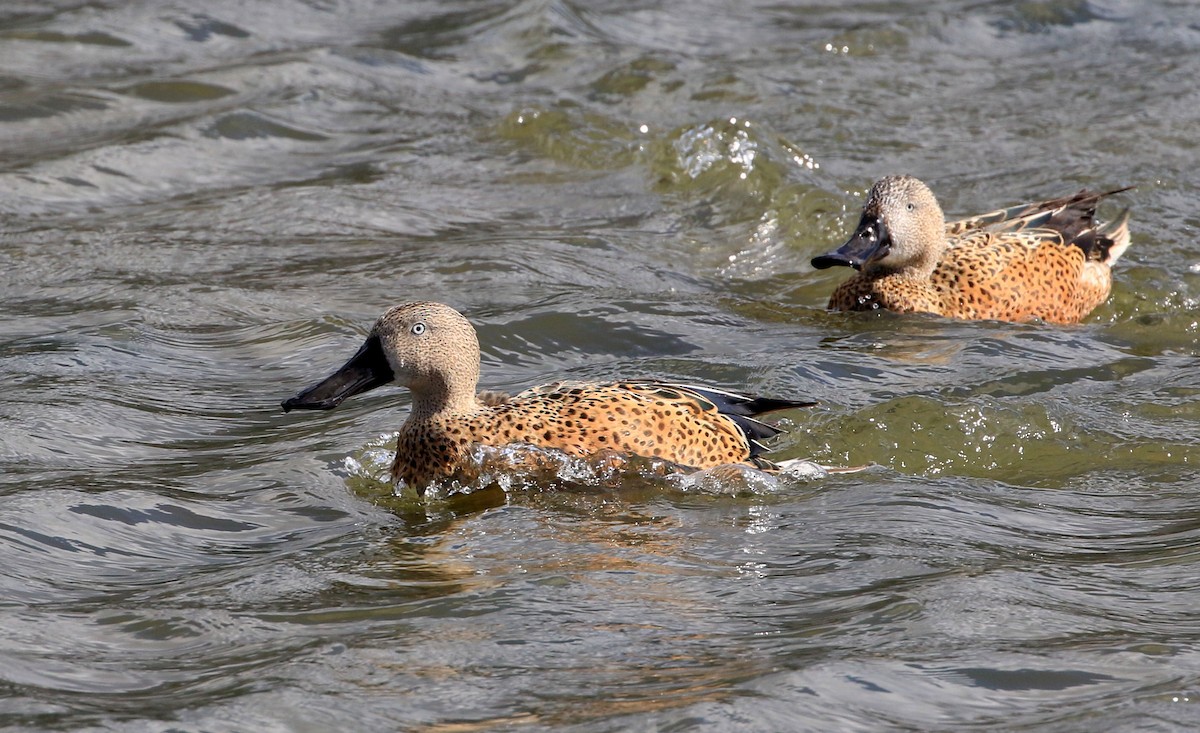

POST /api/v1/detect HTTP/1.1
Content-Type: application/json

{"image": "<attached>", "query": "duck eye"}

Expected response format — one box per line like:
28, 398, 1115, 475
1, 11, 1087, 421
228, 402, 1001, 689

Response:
410, 323, 426, 335
906, 202, 915, 211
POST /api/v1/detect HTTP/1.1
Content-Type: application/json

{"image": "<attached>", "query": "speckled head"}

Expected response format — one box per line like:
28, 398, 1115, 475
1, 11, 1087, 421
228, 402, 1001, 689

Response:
812, 175, 947, 276
371, 302, 480, 401
281, 301, 481, 413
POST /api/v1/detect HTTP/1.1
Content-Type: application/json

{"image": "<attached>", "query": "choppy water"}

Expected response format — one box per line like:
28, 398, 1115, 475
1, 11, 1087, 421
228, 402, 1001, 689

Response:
1, 0, 1198, 730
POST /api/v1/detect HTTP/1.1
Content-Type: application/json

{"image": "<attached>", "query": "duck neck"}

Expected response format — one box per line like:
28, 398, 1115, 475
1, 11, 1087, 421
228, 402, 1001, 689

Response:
911, 213, 952, 279
407, 374, 483, 422
879, 235, 946, 282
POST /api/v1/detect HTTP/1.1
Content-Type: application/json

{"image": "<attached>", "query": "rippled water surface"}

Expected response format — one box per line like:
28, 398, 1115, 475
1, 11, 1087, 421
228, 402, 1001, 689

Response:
2, 1, 1199, 730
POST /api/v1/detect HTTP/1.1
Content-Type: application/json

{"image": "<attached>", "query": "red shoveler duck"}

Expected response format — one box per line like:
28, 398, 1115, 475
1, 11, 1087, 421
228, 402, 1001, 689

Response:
282, 302, 813, 492
810, 175, 1132, 324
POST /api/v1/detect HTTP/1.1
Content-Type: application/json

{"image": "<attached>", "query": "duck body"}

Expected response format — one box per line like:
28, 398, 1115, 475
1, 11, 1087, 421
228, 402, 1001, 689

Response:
282, 302, 812, 492
392, 380, 805, 488
812, 175, 1132, 324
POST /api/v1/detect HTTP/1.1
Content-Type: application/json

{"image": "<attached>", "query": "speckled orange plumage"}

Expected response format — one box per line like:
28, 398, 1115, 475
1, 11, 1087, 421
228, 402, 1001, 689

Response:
282, 302, 812, 492
391, 380, 803, 489
812, 175, 1132, 324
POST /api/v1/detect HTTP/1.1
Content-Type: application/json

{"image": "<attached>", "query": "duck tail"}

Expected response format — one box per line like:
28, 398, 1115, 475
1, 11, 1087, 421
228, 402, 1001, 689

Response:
1098, 208, 1132, 265
672, 384, 815, 460
1071, 207, 1132, 265
673, 384, 816, 418
723, 399, 816, 460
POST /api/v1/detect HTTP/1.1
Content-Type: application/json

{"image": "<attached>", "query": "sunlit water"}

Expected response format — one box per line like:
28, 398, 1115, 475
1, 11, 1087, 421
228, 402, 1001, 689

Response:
1, 1, 1198, 730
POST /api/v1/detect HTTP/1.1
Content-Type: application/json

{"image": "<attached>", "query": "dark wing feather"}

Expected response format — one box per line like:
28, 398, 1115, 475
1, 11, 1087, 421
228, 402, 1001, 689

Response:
668, 383, 815, 458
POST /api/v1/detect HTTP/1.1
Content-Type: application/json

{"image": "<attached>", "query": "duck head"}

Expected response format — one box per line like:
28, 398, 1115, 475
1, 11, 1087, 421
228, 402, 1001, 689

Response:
282, 302, 481, 414
811, 175, 947, 277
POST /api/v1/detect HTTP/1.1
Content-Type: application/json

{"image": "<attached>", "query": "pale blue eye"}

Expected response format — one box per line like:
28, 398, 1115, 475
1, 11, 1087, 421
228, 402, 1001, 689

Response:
411, 323, 426, 335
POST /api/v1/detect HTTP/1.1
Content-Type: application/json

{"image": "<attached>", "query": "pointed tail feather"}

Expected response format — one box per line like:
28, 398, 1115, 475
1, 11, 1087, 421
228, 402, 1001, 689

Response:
669, 383, 815, 461
1098, 208, 1132, 265
671, 383, 816, 417
1070, 207, 1132, 264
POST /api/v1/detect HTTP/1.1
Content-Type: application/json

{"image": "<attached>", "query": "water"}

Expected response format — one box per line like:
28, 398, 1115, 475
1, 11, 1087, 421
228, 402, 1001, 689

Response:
1, 0, 1198, 730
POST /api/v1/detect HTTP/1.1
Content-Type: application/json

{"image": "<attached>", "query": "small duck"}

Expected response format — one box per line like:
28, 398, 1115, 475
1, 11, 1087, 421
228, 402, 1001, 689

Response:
282, 302, 813, 492
810, 175, 1132, 324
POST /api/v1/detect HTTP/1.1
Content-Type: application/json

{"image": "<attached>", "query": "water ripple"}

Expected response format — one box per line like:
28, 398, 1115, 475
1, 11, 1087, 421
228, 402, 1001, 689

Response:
2, 0, 1199, 730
